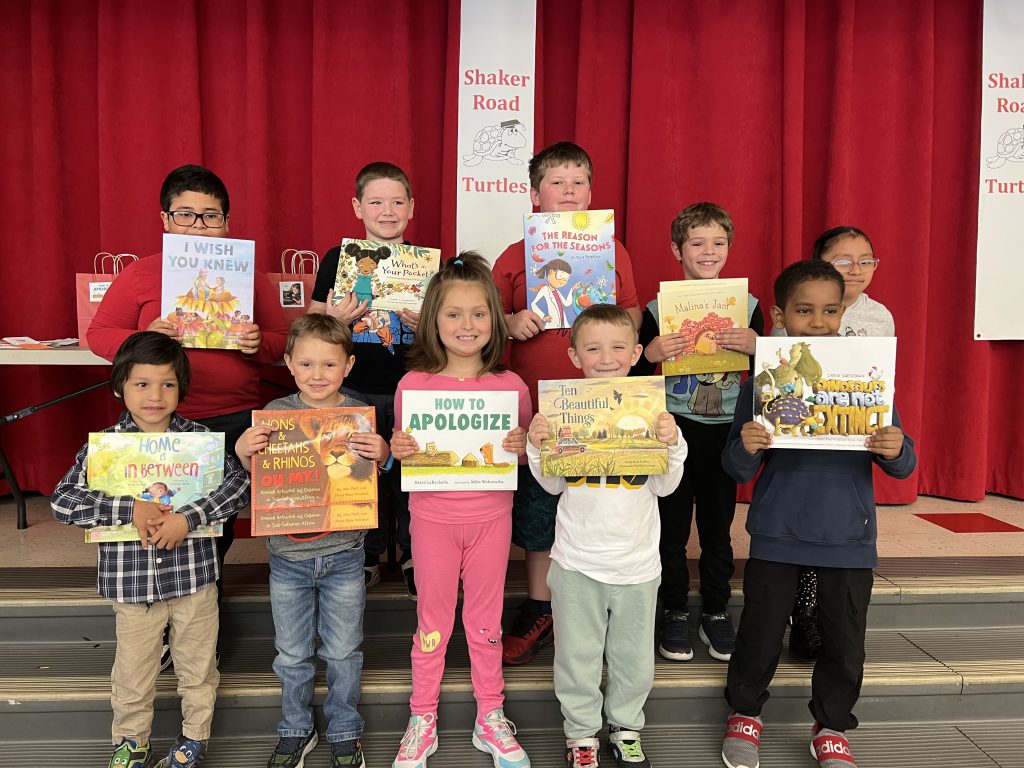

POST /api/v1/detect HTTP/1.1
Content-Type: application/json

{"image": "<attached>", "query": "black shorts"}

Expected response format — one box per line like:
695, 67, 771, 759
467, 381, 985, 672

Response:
511, 465, 559, 551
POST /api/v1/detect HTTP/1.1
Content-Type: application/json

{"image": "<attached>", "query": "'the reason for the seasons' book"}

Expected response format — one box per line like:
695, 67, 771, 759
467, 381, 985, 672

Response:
85, 432, 225, 542
657, 278, 749, 376
536, 376, 668, 476
752, 336, 898, 450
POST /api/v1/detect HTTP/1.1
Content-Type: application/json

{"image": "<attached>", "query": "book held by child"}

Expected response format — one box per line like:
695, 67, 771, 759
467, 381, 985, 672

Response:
536, 375, 669, 476
524, 209, 616, 329
331, 238, 440, 312
657, 278, 749, 376
160, 233, 256, 350
752, 336, 897, 450
250, 407, 379, 536
84, 431, 226, 542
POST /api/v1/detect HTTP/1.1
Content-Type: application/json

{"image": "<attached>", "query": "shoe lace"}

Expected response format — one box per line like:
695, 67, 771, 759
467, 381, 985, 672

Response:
398, 715, 433, 757
509, 607, 546, 636
799, 612, 822, 648
483, 712, 518, 749
618, 739, 644, 758
571, 745, 598, 767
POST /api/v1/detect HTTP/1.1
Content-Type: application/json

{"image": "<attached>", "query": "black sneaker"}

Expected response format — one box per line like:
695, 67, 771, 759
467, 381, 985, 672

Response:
790, 605, 822, 660
159, 625, 172, 672
657, 609, 693, 661
267, 732, 318, 768
699, 612, 736, 661
330, 739, 365, 767
609, 726, 650, 767
402, 559, 417, 601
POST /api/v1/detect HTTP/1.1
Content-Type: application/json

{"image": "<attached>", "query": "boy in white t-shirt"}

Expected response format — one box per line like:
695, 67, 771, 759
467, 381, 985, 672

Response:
526, 305, 687, 768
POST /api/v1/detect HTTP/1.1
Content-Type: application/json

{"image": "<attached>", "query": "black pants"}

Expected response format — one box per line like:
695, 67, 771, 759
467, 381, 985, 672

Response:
725, 559, 873, 731
195, 408, 252, 600
658, 416, 736, 614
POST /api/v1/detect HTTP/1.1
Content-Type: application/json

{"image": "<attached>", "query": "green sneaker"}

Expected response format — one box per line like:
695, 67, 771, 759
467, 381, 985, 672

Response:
330, 739, 366, 767
108, 738, 153, 768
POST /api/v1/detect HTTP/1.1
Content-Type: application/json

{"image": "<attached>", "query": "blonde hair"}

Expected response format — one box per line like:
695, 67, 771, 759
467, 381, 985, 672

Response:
570, 304, 638, 348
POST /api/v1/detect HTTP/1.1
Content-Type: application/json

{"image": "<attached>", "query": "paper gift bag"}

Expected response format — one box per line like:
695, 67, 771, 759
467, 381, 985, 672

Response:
76, 252, 138, 347
269, 249, 320, 323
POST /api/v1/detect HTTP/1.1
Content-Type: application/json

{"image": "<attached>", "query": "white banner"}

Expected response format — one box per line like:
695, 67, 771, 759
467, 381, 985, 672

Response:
976, 0, 1024, 339
456, 0, 536, 263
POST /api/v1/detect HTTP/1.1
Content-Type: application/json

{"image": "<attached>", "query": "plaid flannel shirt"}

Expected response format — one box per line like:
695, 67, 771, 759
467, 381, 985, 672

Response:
50, 411, 250, 604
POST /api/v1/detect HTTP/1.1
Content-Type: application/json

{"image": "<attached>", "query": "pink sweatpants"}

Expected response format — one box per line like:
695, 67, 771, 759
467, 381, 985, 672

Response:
409, 513, 511, 716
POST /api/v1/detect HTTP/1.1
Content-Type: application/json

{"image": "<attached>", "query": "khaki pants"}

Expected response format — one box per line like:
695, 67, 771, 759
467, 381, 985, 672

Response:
110, 584, 220, 744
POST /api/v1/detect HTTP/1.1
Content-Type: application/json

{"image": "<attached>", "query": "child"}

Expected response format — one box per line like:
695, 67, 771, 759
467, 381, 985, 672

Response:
788, 226, 894, 659
51, 331, 250, 768
310, 161, 419, 596
633, 202, 763, 663
719, 260, 916, 768
236, 313, 391, 768
492, 141, 642, 666
526, 304, 686, 768
390, 253, 532, 768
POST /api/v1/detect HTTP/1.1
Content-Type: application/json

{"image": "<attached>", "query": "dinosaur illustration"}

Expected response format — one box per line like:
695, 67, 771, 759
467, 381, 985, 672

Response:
758, 362, 818, 436
753, 341, 822, 415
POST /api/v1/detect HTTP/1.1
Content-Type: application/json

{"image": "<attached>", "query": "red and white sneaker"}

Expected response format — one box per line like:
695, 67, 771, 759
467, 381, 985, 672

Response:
393, 712, 438, 768
565, 737, 600, 767
810, 723, 857, 767
722, 711, 761, 768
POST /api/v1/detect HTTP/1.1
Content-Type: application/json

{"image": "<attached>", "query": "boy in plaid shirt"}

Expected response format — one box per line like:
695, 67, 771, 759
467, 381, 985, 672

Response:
51, 331, 250, 768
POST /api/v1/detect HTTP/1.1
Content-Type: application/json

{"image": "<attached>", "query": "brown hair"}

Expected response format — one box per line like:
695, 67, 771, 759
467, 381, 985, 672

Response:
285, 313, 354, 358
570, 304, 638, 348
111, 331, 191, 401
354, 161, 412, 200
528, 141, 593, 190
670, 201, 735, 247
406, 251, 508, 377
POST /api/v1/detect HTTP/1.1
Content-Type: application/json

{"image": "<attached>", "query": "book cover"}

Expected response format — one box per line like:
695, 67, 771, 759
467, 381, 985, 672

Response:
536, 376, 668, 476
250, 408, 379, 536
523, 209, 616, 330
400, 391, 519, 492
160, 233, 256, 350
85, 432, 226, 543
331, 239, 441, 312
752, 336, 898, 450
658, 278, 749, 376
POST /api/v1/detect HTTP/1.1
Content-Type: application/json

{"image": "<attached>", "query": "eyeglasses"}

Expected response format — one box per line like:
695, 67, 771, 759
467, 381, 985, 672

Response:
166, 210, 227, 228
829, 257, 879, 272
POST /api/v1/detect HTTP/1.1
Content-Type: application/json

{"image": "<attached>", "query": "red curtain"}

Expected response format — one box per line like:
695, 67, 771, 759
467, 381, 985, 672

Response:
1, 0, 1020, 503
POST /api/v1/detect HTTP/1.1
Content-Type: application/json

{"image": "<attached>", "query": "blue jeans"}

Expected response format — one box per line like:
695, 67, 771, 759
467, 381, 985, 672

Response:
269, 548, 365, 743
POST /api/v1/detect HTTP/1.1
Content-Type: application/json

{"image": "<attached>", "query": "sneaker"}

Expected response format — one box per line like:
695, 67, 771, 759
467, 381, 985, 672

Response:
657, 609, 693, 662
393, 712, 438, 768
163, 735, 207, 767
331, 738, 366, 768
566, 737, 601, 767
364, 564, 381, 589
266, 732, 318, 768
722, 712, 761, 768
699, 612, 736, 661
159, 626, 172, 672
402, 559, 418, 600
472, 708, 531, 767
608, 728, 650, 767
790, 605, 822, 660
810, 723, 857, 767
502, 601, 554, 665
108, 738, 153, 768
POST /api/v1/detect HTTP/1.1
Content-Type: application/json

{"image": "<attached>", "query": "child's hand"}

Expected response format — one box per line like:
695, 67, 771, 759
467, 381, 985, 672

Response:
147, 513, 190, 549
399, 308, 420, 332
238, 324, 262, 355
865, 426, 904, 459
503, 426, 527, 456
716, 327, 758, 356
527, 413, 550, 448
131, 499, 171, 549
146, 317, 181, 339
236, 425, 273, 460
655, 412, 678, 446
350, 432, 390, 463
326, 290, 370, 325
740, 421, 772, 455
508, 310, 544, 340
644, 333, 686, 363
390, 431, 420, 460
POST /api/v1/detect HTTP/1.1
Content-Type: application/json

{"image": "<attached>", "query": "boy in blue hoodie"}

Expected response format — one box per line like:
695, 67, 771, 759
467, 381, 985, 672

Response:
719, 261, 916, 768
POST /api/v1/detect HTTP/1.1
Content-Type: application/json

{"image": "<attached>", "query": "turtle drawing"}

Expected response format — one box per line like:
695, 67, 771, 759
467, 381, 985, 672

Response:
987, 125, 1024, 169
763, 396, 818, 437
463, 119, 527, 167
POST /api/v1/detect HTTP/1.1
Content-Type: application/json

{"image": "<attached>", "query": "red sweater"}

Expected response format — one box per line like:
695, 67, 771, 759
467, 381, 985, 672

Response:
87, 252, 289, 419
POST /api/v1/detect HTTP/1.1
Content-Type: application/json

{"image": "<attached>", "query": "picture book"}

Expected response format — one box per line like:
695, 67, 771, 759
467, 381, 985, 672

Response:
250, 408, 378, 536
657, 278, 749, 376
752, 336, 898, 450
536, 376, 668, 476
331, 239, 441, 312
160, 233, 256, 350
84, 432, 226, 543
400, 391, 519, 492
523, 209, 616, 330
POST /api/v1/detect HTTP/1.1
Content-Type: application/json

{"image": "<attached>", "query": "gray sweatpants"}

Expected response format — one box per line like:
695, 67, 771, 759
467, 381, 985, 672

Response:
548, 562, 660, 738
